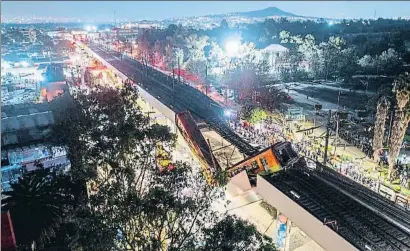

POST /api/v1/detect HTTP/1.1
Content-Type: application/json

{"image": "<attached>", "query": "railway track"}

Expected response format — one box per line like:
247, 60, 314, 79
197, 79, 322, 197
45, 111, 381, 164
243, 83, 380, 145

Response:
266, 162, 410, 251
88, 44, 410, 250
89, 44, 257, 156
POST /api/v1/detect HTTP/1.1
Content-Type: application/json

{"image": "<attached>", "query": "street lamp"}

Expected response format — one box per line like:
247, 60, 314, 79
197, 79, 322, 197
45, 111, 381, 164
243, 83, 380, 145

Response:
224, 109, 232, 117
336, 84, 343, 111
224, 39, 240, 105
131, 41, 136, 57
225, 40, 240, 58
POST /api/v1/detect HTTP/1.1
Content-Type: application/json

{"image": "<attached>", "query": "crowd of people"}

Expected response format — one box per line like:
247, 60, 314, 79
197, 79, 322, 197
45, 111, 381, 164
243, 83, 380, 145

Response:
229, 119, 287, 150
335, 161, 379, 191
330, 121, 374, 159
228, 114, 410, 193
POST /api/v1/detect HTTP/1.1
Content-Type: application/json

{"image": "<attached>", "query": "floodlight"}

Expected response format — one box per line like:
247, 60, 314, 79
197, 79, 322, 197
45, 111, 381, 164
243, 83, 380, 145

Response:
224, 109, 232, 117
225, 40, 240, 57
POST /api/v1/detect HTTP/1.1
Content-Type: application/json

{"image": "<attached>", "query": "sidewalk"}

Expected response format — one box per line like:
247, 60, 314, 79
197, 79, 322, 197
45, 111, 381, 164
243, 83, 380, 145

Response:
213, 189, 325, 251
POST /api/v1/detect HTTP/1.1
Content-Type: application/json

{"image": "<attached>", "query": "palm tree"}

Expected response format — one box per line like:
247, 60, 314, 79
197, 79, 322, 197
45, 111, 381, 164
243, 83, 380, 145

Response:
388, 73, 410, 179
372, 96, 390, 162
2, 167, 73, 249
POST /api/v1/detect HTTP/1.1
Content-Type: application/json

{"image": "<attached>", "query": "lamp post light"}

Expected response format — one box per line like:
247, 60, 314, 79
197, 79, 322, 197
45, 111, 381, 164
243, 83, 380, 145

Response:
223, 39, 241, 106
131, 41, 136, 58
225, 40, 240, 58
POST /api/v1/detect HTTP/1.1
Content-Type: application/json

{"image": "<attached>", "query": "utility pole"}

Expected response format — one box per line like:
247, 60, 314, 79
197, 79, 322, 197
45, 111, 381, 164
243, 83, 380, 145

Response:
172, 68, 175, 107
323, 110, 332, 165
333, 112, 340, 156
145, 110, 155, 126
113, 9, 116, 28
177, 57, 181, 84
337, 90, 341, 111
205, 64, 208, 97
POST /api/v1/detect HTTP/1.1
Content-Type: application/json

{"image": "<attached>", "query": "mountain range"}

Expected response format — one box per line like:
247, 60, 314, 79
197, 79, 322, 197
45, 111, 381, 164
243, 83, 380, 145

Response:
205, 7, 302, 19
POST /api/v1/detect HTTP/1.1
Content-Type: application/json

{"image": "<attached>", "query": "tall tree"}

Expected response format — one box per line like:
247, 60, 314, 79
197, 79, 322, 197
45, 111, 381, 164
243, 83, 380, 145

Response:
2, 167, 77, 250
388, 73, 410, 178
49, 85, 277, 250
185, 34, 209, 78
372, 97, 390, 161
199, 215, 276, 251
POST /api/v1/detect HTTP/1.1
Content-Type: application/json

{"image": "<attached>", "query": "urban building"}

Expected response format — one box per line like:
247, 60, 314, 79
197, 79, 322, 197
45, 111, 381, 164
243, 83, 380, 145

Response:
1, 103, 70, 191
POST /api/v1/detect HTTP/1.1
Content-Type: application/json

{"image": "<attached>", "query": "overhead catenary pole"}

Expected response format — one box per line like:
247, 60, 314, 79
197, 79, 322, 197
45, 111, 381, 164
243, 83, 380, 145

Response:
172, 68, 175, 107
333, 112, 340, 156
113, 9, 116, 28
205, 64, 208, 97
177, 57, 181, 84
323, 110, 332, 165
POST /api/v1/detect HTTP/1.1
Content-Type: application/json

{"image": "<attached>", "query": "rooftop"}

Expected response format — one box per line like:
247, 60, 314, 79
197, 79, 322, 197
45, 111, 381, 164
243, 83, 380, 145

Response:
1, 112, 54, 148
1, 102, 55, 148
262, 43, 288, 53
2, 103, 51, 118
44, 64, 66, 83
1, 111, 54, 133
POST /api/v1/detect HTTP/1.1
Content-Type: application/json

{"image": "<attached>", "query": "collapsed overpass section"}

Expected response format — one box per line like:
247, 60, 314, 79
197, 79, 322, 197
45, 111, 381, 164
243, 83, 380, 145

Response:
83, 42, 410, 251
86, 43, 257, 157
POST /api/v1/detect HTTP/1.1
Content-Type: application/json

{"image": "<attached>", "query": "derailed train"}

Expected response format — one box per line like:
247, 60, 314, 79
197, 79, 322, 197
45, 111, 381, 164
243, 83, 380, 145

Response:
175, 110, 299, 184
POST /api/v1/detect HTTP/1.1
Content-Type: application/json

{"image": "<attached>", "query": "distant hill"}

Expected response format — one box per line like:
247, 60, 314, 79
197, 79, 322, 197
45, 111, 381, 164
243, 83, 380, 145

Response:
206, 7, 302, 19
232, 7, 301, 18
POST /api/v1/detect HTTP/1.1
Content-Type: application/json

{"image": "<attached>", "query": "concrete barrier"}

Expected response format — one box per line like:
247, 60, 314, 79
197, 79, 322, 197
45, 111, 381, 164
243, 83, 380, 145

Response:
256, 175, 358, 251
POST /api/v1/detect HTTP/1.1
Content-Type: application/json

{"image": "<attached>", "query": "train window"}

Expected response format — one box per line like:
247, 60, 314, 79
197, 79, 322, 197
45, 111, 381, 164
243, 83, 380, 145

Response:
278, 149, 290, 164
251, 161, 259, 171
260, 157, 269, 171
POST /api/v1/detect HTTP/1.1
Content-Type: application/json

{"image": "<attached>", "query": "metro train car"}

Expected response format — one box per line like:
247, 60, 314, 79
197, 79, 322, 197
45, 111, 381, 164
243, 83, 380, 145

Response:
226, 141, 299, 186
175, 111, 221, 183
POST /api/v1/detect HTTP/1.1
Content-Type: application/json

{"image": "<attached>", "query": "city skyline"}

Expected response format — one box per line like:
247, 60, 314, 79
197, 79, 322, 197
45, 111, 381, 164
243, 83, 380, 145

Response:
2, 1, 410, 23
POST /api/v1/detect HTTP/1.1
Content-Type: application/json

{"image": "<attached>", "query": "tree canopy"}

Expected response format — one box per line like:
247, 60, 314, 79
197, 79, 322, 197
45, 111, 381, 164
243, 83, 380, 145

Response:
3, 84, 277, 251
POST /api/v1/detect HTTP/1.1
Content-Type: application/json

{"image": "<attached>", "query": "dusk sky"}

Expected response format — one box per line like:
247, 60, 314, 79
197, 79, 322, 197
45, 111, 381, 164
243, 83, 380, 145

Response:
2, 1, 410, 22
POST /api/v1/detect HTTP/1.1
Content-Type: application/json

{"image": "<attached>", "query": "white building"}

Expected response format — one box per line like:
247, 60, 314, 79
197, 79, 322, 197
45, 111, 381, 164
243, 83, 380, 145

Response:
261, 44, 288, 75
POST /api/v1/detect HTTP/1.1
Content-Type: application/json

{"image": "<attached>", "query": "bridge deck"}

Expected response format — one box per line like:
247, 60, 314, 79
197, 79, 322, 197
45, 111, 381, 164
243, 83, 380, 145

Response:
86, 44, 410, 251
88, 44, 257, 156
260, 162, 410, 251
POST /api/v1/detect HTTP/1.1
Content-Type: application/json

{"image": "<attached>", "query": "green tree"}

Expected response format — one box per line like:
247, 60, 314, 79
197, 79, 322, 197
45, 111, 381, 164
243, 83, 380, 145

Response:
2, 166, 77, 250
388, 73, 410, 178
377, 48, 403, 76
244, 107, 268, 125
207, 41, 229, 75
48, 85, 276, 251
320, 36, 345, 79
199, 215, 276, 251
184, 34, 209, 78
